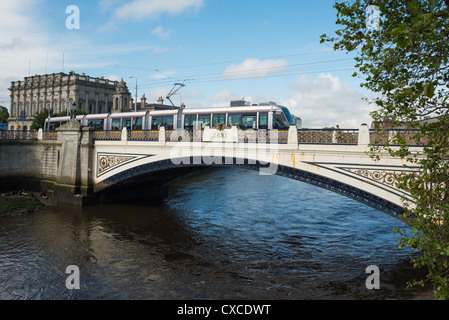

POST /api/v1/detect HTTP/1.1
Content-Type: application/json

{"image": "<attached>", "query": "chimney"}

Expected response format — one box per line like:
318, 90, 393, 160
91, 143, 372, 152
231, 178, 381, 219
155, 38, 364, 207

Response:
157, 96, 164, 105
141, 94, 147, 109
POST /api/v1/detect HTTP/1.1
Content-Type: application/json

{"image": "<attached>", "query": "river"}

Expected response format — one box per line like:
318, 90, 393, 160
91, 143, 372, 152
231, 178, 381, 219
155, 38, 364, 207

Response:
0, 167, 433, 300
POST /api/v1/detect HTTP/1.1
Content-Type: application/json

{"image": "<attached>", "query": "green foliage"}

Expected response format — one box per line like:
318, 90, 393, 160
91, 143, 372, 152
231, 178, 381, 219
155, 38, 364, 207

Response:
31, 108, 53, 131
322, 0, 449, 299
0, 108, 9, 123
31, 108, 89, 130
0, 196, 43, 215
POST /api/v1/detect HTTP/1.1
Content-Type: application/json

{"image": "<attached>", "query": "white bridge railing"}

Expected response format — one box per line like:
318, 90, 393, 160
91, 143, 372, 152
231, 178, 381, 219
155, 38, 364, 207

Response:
22, 124, 423, 147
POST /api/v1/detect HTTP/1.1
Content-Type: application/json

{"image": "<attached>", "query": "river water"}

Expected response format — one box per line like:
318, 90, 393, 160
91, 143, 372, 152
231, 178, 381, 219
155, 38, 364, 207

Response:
0, 167, 433, 300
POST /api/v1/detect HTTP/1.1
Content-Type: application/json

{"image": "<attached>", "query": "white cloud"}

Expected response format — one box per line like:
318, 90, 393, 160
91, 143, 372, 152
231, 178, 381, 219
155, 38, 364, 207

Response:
222, 58, 288, 79
209, 90, 250, 108
113, 0, 204, 21
145, 87, 203, 107
99, 0, 126, 11
0, 1, 50, 108
147, 87, 173, 104
151, 26, 172, 38
104, 74, 121, 82
280, 73, 374, 128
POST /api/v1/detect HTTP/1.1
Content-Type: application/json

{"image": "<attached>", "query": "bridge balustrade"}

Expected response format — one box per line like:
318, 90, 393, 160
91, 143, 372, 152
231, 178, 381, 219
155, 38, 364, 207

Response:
128, 130, 159, 142
163, 130, 203, 142
92, 130, 121, 141
0, 130, 38, 140
297, 129, 359, 145
369, 129, 422, 147
43, 131, 58, 140
36, 127, 356, 145
237, 129, 289, 144
36, 125, 426, 147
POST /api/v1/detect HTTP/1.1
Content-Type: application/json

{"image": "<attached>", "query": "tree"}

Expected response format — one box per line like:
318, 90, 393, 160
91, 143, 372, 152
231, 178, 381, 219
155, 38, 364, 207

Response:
31, 108, 53, 131
321, 0, 449, 299
31, 109, 89, 131
0, 108, 9, 123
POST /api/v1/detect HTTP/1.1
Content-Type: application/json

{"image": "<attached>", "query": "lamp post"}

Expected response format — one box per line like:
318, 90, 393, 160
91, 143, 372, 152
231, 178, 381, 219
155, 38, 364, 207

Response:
70, 102, 77, 122
129, 76, 138, 112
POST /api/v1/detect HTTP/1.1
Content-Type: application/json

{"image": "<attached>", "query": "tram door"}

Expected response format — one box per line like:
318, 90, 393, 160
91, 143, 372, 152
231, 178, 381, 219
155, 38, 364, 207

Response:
267, 112, 274, 130
177, 109, 183, 130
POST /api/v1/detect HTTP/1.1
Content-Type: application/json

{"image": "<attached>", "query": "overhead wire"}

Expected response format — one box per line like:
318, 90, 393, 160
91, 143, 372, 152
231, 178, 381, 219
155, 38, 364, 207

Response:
134, 57, 353, 82
115, 48, 338, 73
135, 59, 356, 90
114, 50, 357, 91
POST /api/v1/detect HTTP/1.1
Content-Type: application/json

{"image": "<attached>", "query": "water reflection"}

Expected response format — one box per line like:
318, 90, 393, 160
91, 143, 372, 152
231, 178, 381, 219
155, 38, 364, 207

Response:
0, 167, 432, 299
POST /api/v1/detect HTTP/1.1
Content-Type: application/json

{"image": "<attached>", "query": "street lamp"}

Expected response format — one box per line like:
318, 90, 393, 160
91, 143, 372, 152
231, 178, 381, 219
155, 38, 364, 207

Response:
70, 102, 77, 122
129, 76, 138, 112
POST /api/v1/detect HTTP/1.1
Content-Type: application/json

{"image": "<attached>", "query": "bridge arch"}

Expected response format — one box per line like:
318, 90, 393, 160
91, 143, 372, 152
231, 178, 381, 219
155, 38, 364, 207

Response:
94, 156, 405, 220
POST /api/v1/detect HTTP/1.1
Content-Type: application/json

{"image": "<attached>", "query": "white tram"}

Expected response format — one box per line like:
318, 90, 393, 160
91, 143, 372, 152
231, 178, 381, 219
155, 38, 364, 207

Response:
44, 103, 296, 132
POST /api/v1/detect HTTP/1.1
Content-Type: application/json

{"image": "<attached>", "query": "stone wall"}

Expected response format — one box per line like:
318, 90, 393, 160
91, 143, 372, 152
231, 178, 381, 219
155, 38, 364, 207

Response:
0, 140, 60, 194
0, 123, 94, 205
0, 141, 59, 180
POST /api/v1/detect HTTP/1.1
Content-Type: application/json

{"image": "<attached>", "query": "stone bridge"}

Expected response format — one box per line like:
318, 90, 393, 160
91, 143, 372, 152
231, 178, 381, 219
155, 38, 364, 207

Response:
0, 123, 423, 218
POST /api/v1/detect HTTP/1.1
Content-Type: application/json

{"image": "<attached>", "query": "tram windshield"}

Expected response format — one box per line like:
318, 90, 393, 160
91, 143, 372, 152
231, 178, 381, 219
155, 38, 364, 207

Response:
280, 106, 296, 126
273, 111, 291, 129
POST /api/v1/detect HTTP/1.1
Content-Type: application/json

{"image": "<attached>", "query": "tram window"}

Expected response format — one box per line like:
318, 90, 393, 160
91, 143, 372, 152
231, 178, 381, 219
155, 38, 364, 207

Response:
228, 113, 257, 129
273, 112, 290, 130
152, 116, 161, 130
259, 112, 268, 129
132, 117, 142, 130
184, 114, 196, 130
198, 114, 211, 129
163, 116, 174, 130
242, 114, 257, 129
111, 118, 121, 130
49, 122, 60, 131
212, 114, 226, 126
87, 119, 104, 130
228, 113, 242, 128
123, 118, 132, 130
152, 116, 174, 130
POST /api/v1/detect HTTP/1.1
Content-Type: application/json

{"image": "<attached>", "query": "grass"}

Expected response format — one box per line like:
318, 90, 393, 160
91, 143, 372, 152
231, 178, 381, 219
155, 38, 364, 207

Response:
0, 196, 44, 214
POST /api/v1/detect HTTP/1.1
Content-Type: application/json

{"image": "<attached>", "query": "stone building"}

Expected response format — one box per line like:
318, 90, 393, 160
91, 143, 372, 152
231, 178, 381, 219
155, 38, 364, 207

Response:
112, 79, 132, 113
137, 95, 181, 111
7, 71, 181, 130
7, 71, 136, 130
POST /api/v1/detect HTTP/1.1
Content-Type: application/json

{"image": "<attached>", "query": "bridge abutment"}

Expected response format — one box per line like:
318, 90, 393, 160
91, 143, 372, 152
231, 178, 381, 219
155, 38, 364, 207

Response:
0, 123, 97, 206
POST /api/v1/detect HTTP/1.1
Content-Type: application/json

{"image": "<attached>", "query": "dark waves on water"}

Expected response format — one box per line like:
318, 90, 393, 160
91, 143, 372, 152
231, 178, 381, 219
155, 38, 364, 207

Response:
0, 168, 433, 300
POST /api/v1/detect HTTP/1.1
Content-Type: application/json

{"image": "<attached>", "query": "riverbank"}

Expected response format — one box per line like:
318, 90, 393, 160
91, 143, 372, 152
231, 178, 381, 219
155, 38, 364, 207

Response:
0, 191, 50, 215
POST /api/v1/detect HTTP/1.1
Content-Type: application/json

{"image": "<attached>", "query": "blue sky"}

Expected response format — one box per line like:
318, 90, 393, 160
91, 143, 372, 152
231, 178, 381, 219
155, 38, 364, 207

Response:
0, 0, 376, 128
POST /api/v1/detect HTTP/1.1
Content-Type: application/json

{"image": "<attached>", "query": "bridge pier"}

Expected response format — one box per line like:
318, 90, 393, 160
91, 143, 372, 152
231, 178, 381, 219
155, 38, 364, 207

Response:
54, 122, 95, 204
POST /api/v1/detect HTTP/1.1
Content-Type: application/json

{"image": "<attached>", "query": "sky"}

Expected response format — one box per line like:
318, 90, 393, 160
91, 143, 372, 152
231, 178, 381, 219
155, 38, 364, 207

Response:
0, 0, 378, 128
